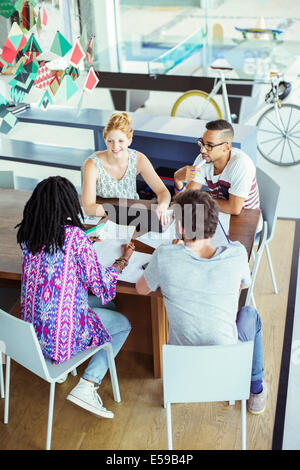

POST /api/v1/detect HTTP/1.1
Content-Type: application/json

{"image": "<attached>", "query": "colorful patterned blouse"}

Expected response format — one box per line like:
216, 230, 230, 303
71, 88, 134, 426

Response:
20, 226, 118, 364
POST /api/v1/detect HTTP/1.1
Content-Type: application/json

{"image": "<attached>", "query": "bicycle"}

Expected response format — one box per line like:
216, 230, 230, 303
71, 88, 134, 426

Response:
171, 67, 300, 166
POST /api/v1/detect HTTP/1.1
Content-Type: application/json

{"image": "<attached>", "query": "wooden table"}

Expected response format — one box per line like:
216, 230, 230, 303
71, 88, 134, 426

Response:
0, 189, 260, 378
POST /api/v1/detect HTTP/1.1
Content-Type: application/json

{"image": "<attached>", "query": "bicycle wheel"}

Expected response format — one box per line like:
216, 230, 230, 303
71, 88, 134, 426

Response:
171, 89, 222, 121
257, 104, 300, 166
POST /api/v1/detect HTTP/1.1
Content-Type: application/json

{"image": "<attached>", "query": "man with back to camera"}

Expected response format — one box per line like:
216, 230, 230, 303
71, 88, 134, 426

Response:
136, 190, 267, 414
173, 119, 260, 215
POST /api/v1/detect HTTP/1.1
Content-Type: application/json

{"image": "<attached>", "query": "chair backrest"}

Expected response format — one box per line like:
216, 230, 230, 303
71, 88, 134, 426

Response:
0, 170, 15, 189
163, 342, 253, 404
256, 168, 280, 242
14, 176, 40, 191
0, 309, 51, 381
245, 221, 268, 305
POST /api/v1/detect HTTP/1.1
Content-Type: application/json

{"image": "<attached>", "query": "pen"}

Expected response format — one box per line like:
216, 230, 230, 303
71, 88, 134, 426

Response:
218, 219, 230, 243
85, 223, 105, 235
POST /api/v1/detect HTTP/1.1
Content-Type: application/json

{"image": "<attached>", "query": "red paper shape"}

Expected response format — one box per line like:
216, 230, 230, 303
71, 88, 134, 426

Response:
84, 67, 99, 92
69, 40, 85, 67
42, 5, 47, 26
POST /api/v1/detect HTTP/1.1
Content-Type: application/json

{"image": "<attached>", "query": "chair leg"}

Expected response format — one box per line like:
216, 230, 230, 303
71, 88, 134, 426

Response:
0, 356, 4, 399
166, 402, 173, 450
241, 399, 247, 450
105, 343, 121, 403
265, 244, 278, 294
4, 356, 11, 424
251, 293, 256, 310
46, 382, 56, 451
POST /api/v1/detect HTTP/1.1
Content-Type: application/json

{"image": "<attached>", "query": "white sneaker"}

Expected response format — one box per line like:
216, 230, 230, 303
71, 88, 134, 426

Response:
66, 378, 114, 419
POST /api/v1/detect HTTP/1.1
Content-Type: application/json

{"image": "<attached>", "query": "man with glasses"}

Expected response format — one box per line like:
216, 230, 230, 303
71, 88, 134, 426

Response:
173, 120, 259, 215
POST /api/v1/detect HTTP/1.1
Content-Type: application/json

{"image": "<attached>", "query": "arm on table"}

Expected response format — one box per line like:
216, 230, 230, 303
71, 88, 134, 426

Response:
81, 159, 107, 217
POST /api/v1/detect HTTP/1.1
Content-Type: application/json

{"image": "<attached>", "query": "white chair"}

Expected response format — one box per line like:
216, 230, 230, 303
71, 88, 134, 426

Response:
0, 170, 15, 189
0, 309, 121, 450
162, 341, 253, 450
254, 168, 280, 294
14, 176, 40, 191
245, 221, 268, 308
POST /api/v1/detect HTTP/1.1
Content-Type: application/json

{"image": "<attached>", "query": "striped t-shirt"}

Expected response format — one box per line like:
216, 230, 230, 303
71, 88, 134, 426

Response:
193, 148, 260, 209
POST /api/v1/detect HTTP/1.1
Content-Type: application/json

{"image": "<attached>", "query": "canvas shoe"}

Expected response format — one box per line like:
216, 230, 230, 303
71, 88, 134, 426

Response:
67, 378, 114, 418
247, 381, 268, 415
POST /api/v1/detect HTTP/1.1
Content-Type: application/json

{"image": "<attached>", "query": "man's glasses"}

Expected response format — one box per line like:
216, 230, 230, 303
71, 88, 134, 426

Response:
197, 138, 227, 152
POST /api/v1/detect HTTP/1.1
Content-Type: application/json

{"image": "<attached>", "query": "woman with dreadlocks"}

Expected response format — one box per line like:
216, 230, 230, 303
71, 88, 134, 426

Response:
16, 176, 133, 419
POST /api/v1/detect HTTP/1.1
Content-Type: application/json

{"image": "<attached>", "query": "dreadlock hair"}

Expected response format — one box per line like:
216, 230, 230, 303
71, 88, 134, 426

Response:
16, 176, 85, 255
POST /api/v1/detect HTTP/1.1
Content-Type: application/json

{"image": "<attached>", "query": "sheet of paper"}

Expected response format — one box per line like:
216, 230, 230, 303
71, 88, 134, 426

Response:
136, 220, 177, 249
118, 251, 152, 283
218, 211, 231, 235
211, 220, 230, 247
94, 240, 152, 283
96, 220, 136, 242
94, 239, 123, 267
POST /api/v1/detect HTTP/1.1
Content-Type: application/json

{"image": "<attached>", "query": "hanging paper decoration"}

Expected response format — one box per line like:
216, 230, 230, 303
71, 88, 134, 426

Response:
49, 72, 61, 96
0, 105, 18, 134
83, 67, 99, 93
0, 0, 16, 18
20, 0, 36, 32
38, 88, 54, 110
42, 1, 47, 26
9, 86, 25, 104
85, 36, 95, 66
0, 94, 8, 106
69, 38, 85, 68
55, 74, 78, 102
36, 6, 41, 33
23, 33, 42, 59
50, 31, 72, 57
64, 65, 80, 81
34, 62, 54, 89
0, 22, 27, 66
9, 66, 35, 104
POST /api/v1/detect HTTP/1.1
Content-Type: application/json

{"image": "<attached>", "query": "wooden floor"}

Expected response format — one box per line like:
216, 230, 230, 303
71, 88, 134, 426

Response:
0, 219, 296, 450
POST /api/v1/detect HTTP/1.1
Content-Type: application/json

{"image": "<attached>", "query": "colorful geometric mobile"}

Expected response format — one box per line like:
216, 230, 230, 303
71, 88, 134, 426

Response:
85, 36, 95, 66
0, 105, 18, 134
38, 88, 54, 110
23, 33, 42, 58
0, 94, 8, 106
9, 70, 35, 95
0, 0, 16, 18
50, 31, 72, 57
0, 22, 27, 65
34, 62, 54, 89
69, 38, 85, 68
55, 74, 78, 102
42, 2, 47, 26
64, 65, 80, 81
20, 0, 36, 32
83, 67, 99, 93
9, 86, 25, 104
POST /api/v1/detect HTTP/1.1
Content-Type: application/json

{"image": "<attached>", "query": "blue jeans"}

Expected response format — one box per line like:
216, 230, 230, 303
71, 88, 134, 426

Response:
236, 306, 264, 382
83, 296, 131, 384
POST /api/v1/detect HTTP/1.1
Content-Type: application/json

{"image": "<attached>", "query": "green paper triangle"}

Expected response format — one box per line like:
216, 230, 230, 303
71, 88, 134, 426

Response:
55, 75, 78, 101
50, 31, 72, 57
23, 33, 42, 54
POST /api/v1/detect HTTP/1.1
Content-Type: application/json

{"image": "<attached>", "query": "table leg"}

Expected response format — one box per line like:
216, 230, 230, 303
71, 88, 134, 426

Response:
150, 296, 167, 378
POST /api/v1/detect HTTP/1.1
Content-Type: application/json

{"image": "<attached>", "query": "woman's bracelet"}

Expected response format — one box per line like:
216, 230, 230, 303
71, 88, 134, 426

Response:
113, 256, 129, 273
174, 181, 185, 192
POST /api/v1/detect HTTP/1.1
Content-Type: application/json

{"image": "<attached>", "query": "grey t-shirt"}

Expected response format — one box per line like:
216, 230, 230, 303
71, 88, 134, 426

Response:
143, 241, 250, 346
